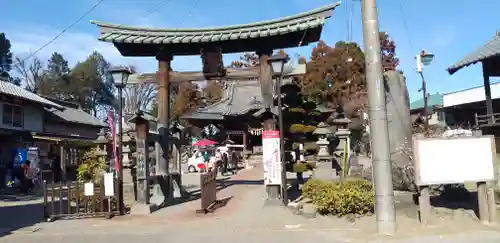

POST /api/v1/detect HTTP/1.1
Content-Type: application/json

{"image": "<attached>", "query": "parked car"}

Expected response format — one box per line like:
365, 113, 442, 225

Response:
186, 150, 216, 173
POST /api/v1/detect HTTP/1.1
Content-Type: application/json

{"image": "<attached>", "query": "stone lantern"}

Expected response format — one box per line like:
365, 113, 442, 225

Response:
122, 132, 132, 168
313, 122, 333, 162
93, 130, 109, 157
331, 117, 352, 157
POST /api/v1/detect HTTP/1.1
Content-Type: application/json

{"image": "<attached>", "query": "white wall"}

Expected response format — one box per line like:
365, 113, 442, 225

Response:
443, 82, 500, 107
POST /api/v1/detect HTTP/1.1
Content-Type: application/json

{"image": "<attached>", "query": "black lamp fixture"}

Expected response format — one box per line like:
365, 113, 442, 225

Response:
109, 66, 133, 88
267, 55, 290, 77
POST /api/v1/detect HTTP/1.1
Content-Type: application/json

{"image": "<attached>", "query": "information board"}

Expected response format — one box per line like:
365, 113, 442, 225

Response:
414, 136, 496, 185
262, 130, 282, 185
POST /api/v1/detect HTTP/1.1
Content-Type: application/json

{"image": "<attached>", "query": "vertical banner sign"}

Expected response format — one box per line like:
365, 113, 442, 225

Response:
104, 172, 115, 196
107, 110, 119, 175
262, 130, 282, 185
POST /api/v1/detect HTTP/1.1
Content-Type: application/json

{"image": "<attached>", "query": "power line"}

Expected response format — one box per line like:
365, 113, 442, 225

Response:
398, 0, 414, 52
14, 0, 105, 65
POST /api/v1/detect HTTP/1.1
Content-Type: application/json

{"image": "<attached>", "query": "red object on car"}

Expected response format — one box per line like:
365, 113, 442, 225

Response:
197, 163, 206, 170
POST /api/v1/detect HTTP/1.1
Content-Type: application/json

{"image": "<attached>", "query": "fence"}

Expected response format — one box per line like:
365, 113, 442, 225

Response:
475, 112, 500, 127
42, 175, 120, 221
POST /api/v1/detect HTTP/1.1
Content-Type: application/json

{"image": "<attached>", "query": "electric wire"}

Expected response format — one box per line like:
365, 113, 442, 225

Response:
13, 0, 105, 65
398, 0, 414, 53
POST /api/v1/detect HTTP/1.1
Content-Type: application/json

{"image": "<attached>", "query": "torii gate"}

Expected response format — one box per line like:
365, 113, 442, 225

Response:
91, 2, 340, 202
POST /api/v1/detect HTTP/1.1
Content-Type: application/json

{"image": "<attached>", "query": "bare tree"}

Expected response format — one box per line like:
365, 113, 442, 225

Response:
13, 56, 46, 93
123, 83, 157, 115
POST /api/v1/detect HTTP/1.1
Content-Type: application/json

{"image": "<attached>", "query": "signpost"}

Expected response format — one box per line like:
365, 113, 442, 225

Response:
197, 170, 218, 213
262, 131, 282, 185
129, 111, 153, 215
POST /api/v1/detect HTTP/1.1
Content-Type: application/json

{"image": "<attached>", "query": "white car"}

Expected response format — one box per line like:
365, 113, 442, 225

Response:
187, 151, 217, 173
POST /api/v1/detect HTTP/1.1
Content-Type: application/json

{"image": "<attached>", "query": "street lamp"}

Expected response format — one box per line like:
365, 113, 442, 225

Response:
415, 50, 434, 132
108, 66, 133, 215
267, 54, 290, 206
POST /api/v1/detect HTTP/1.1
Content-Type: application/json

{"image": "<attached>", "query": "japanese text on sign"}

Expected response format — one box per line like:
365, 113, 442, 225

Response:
262, 131, 282, 185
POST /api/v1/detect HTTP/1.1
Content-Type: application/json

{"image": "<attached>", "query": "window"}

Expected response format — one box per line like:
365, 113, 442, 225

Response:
2, 103, 23, 128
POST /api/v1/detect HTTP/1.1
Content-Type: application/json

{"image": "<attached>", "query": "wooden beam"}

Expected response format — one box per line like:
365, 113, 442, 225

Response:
127, 64, 306, 84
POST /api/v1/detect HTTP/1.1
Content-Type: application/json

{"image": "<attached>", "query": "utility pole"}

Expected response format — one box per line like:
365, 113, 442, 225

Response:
361, 0, 396, 235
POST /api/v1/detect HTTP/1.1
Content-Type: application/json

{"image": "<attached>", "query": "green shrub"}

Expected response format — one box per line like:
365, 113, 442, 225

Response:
302, 179, 374, 216
292, 161, 316, 173
289, 124, 317, 134
77, 148, 108, 183
285, 161, 317, 173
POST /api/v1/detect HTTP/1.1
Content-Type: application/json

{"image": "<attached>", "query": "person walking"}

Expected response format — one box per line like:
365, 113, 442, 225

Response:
221, 152, 229, 175
215, 149, 222, 174
202, 151, 210, 172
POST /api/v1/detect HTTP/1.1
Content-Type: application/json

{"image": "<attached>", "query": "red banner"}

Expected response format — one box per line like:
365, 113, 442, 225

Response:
107, 110, 119, 173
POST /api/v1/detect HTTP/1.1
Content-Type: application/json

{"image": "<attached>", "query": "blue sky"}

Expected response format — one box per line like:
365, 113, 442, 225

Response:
2, 0, 499, 101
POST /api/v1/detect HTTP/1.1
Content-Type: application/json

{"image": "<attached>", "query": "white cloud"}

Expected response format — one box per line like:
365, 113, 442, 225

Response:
3, 0, 234, 74
7, 26, 211, 73
7, 25, 245, 75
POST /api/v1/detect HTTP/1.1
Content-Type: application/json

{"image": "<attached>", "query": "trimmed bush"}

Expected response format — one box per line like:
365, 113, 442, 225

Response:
302, 179, 374, 216
285, 161, 316, 173
289, 124, 317, 134
293, 161, 317, 173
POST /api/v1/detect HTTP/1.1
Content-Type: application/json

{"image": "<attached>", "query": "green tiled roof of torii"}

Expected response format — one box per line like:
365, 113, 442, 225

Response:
90, 2, 340, 55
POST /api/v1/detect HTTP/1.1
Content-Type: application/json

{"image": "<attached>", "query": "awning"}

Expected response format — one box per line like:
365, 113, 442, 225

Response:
31, 134, 96, 145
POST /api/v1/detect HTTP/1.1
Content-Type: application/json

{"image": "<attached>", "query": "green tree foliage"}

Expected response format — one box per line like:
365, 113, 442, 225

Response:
67, 51, 115, 116
0, 33, 20, 85
42, 52, 71, 97
0, 33, 13, 80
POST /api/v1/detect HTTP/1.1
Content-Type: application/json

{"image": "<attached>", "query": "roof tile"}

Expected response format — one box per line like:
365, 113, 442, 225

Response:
0, 81, 62, 108
91, 3, 339, 46
447, 31, 500, 74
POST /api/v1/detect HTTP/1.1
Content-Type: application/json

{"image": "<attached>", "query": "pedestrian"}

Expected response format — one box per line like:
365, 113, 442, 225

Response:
230, 151, 238, 174
202, 151, 210, 172
222, 152, 229, 175
21, 160, 34, 193
215, 149, 222, 174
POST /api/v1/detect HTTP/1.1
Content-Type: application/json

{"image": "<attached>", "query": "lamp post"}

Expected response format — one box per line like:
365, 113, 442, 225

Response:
109, 66, 133, 215
267, 54, 290, 206
416, 50, 434, 131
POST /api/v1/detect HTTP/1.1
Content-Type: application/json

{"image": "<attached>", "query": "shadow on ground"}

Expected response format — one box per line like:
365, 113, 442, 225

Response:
429, 191, 480, 217
399, 186, 481, 220
0, 192, 46, 237
152, 172, 264, 211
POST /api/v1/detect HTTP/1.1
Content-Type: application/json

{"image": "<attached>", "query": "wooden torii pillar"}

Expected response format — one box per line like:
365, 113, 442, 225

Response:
155, 52, 173, 200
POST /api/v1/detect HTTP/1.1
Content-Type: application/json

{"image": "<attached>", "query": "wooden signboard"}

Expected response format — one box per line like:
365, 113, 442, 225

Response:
198, 170, 217, 213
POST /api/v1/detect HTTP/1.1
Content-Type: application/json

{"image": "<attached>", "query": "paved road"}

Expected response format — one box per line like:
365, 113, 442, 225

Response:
2, 163, 500, 243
